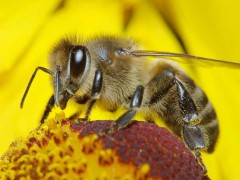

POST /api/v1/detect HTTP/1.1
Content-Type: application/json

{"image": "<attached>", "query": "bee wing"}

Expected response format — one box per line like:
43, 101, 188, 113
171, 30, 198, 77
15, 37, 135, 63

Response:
126, 50, 240, 68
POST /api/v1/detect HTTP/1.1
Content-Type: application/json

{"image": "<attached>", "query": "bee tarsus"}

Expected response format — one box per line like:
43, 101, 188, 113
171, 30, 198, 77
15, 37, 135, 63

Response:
41, 95, 55, 124
194, 150, 207, 174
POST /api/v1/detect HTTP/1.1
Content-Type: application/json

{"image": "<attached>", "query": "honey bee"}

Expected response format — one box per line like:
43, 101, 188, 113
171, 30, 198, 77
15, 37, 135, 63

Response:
20, 36, 240, 171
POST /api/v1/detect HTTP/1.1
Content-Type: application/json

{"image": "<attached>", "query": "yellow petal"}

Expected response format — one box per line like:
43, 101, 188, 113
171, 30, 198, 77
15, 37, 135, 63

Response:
156, 1, 240, 179
1, 0, 234, 179
0, 0, 124, 156
0, 0, 61, 73
125, 0, 182, 51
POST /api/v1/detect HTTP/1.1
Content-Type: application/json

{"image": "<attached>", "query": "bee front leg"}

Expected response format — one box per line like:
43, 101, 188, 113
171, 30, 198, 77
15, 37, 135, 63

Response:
40, 95, 55, 124
175, 79, 207, 173
84, 70, 103, 120
109, 85, 144, 132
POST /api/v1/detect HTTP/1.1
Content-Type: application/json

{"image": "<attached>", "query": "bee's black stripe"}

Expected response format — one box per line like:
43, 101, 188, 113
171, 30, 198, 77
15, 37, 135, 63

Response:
148, 68, 175, 105
149, 80, 175, 105
192, 87, 209, 109
199, 103, 217, 125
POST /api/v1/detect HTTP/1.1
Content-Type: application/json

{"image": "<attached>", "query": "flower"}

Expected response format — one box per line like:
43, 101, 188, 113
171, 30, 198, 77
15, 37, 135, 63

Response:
0, 115, 208, 179
1, 0, 240, 179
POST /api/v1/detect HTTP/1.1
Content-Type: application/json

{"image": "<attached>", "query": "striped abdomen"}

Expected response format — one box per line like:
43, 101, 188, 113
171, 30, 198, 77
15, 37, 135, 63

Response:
144, 61, 219, 152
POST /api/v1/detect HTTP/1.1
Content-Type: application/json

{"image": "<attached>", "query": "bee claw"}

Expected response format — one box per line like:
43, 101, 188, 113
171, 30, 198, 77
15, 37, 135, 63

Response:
194, 150, 207, 174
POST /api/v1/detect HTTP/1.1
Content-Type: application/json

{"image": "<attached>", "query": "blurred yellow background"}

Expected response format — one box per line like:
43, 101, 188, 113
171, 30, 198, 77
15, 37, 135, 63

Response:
0, 0, 240, 179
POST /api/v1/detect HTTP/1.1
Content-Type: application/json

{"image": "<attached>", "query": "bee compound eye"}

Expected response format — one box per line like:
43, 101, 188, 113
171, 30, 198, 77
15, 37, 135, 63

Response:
70, 46, 89, 77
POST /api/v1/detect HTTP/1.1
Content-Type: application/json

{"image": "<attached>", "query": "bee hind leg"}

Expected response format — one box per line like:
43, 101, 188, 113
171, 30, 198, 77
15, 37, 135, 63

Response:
175, 78, 207, 173
182, 124, 207, 173
108, 85, 144, 133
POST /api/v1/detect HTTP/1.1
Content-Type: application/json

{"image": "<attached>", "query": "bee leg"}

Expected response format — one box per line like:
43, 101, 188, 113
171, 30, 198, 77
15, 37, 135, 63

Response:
182, 125, 207, 173
40, 95, 55, 124
75, 94, 90, 104
84, 99, 97, 120
84, 70, 103, 120
175, 79, 207, 173
175, 79, 204, 149
109, 85, 144, 132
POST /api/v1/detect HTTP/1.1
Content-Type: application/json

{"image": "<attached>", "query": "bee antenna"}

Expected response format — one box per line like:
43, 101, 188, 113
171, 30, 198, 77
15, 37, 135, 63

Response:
54, 66, 61, 107
20, 66, 53, 108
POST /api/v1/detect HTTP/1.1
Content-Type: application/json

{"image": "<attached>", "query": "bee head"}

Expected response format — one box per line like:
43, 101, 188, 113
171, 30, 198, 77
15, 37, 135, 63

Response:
52, 44, 91, 110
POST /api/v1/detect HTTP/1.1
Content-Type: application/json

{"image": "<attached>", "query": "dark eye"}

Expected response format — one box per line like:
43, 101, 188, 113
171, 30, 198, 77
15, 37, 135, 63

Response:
70, 46, 89, 77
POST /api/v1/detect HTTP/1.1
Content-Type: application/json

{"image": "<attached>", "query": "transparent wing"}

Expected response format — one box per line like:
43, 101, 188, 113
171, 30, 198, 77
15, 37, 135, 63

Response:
118, 49, 240, 68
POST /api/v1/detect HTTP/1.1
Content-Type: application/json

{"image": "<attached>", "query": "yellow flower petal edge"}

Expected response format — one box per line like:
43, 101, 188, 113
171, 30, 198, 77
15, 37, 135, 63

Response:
1, 0, 231, 179
0, 115, 208, 179
0, 0, 125, 156
0, 0, 61, 73
155, 1, 240, 179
